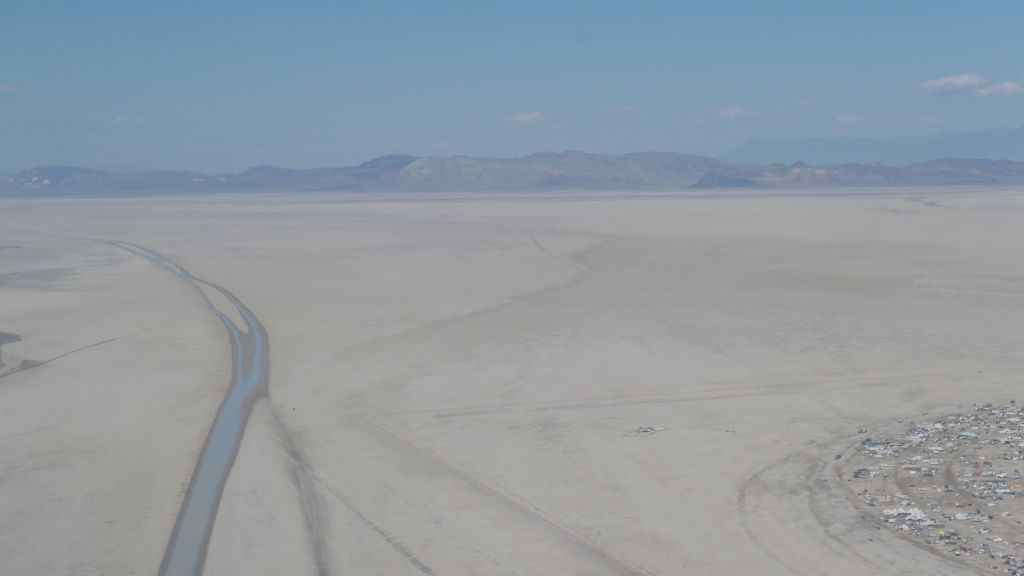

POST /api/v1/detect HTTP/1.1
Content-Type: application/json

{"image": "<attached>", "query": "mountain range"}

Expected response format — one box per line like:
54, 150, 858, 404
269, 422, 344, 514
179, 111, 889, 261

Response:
4, 152, 1024, 196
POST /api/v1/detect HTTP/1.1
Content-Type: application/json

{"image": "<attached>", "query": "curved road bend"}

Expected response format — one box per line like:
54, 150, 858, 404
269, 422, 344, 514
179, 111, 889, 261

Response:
102, 241, 268, 576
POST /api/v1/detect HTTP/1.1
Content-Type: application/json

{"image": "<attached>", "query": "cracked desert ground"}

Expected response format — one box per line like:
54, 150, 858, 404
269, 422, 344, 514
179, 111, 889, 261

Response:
2, 188, 1022, 576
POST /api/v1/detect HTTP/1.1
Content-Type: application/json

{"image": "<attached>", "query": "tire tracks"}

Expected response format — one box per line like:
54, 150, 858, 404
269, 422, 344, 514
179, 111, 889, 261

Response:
102, 240, 329, 576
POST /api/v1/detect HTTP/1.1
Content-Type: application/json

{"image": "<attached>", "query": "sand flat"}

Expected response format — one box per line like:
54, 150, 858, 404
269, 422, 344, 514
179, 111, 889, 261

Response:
1, 188, 1021, 575
0, 238, 229, 575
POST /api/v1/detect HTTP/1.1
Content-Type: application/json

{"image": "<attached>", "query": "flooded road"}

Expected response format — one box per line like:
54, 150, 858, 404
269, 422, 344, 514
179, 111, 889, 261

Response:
104, 241, 268, 576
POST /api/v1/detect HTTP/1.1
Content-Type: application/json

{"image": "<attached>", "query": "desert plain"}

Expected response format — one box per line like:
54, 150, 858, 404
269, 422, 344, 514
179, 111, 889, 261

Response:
1, 187, 1022, 575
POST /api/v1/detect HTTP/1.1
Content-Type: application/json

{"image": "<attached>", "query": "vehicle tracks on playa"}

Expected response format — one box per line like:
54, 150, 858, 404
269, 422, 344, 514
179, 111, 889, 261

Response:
0, 337, 117, 382
736, 427, 977, 575
101, 240, 328, 576
736, 434, 879, 576
356, 413, 654, 576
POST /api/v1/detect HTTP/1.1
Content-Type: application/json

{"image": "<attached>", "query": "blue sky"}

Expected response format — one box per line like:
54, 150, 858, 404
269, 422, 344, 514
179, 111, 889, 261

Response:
1, 0, 1022, 173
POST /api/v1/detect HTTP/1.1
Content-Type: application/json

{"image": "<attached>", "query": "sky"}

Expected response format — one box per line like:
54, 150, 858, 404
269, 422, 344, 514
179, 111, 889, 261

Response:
1, 0, 1023, 173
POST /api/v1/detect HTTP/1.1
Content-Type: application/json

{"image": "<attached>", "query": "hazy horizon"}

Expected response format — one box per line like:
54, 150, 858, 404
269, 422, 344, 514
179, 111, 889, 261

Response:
6, 124, 1024, 177
2, 1, 1023, 174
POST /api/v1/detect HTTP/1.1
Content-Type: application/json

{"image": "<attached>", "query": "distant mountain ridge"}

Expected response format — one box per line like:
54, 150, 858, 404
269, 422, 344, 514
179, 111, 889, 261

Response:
721, 126, 1024, 166
4, 152, 1024, 196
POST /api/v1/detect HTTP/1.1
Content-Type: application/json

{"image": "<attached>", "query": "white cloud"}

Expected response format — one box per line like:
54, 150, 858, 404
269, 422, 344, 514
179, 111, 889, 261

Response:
920, 73, 987, 93
919, 73, 1023, 97
0, 84, 20, 94
502, 111, 545, 124
712, 105, 750, 120
918, 115, 944, 125
113, 115, 145, 124
835, 114, 866, 124
795, 97, 817, 109
974, 81, 1023, 96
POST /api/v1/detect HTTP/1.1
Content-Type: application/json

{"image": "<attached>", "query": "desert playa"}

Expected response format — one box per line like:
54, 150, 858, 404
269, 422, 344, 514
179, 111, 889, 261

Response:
2, 188, 1022, 575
